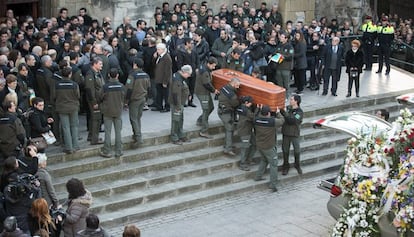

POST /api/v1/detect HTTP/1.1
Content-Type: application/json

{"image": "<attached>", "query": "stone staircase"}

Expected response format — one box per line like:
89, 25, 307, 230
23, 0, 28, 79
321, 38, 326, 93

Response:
45, 92, 406, 229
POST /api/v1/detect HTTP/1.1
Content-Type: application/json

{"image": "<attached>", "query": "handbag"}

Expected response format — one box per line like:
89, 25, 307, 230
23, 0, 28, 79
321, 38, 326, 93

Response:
42, 131, 56, 145
350, 68, 358, 78
30, 137, 48, 151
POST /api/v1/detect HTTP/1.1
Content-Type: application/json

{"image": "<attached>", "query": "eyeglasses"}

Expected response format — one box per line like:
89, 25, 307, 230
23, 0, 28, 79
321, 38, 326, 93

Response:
177, 28, 183, 31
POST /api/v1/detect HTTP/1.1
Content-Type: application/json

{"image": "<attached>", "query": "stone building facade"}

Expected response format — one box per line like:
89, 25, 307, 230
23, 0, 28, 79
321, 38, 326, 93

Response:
45, 0, 373, 30
3, 0, 409, 31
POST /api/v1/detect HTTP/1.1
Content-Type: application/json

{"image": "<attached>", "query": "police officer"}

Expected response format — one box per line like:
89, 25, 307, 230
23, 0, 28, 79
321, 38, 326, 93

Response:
0, 100, 26, 160
169, 65, 192, 145
254, 105, 284, 192
99, 68, 125, 158
217, 77, 240, 156
225, 48, 244, 72
376, 17, 395, 75
236, 96, 256, 171
84, 57, 105, 145
281, 95, 303, 175
125, 58, 150, 147
195, 57, 218, 139
360, 16, 377, 71
52, 66, 80, 154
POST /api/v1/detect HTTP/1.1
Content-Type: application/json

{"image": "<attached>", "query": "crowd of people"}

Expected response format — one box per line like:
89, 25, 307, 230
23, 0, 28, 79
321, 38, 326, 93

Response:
0, 1, 412, 234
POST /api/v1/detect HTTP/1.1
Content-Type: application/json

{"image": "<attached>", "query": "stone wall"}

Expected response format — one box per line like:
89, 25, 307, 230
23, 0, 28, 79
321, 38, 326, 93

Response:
50, 0, 374, 31
279, 0, 316, 24
314, 0, 373, 32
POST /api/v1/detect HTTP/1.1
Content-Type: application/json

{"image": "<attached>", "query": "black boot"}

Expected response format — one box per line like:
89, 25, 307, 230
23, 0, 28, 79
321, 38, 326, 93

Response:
346, 92, 351, 97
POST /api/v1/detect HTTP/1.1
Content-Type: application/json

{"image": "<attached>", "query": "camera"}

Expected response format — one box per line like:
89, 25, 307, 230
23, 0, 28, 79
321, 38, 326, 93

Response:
6, 174, 39, 199
50, 208, 66, 223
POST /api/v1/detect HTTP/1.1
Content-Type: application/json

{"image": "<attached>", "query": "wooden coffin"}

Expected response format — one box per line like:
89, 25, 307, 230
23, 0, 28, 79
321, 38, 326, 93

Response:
212, 69, 286, 111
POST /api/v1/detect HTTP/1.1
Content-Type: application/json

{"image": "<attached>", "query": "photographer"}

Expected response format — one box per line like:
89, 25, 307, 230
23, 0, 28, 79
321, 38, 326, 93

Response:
2, 159, 41, 234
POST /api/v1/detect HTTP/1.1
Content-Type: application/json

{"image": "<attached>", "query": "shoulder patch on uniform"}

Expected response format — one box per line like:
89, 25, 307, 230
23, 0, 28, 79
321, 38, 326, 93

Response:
289, 49, 294, 54
126, 79, 131, 84
295, 114, 301, 120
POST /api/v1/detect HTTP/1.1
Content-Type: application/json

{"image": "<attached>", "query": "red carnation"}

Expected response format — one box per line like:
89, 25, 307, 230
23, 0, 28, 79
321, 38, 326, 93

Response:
405, 146, 411, 153
389, 147, 395, 154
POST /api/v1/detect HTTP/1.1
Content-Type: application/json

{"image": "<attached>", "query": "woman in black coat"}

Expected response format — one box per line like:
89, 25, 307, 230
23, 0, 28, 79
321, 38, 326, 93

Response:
345, 40, 364, 97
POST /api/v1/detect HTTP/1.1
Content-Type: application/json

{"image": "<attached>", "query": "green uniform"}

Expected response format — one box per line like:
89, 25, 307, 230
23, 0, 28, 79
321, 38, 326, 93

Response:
169, 72, 190, 142
236, 104, 256, 168
84, 68, 105, 144
273, 42, 294, 98
281, 106, 303, 170
225, 57, 244, 72
195, 64, 216, 133
217, 84, 239, 152
100, 78, 125, 157
52, 77, 80, 152
125, 69, 150, 143
254, 114, 283, 189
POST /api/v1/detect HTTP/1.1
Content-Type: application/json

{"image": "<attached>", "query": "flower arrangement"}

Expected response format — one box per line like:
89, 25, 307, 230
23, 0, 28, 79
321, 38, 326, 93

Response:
332, 108, 414, 236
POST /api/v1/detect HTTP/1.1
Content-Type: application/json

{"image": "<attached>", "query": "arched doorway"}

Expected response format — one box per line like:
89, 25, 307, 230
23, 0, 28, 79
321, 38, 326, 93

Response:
0, 0, 39, 19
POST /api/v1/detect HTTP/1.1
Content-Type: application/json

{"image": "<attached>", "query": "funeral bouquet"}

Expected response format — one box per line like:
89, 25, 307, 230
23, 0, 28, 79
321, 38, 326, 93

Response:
332, 108, 414, 237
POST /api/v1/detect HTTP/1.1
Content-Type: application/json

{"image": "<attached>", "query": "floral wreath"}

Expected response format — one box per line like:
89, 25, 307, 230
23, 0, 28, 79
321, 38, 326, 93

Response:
332, 108, 414, 237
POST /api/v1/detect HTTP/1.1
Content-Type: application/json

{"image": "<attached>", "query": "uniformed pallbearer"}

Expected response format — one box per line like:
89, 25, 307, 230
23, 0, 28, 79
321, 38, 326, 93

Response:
217, 77, 240, 156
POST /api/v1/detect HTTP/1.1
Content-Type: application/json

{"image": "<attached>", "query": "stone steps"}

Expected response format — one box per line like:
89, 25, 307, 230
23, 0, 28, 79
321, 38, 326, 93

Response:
96, 157, 343, 228
45, 92, 404, 229
51, 130, 349, 197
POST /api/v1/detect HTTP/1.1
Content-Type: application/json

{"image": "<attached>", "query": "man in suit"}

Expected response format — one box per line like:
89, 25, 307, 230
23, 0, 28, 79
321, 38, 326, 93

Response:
321, 37, 344, 96
151, 43, 172, 113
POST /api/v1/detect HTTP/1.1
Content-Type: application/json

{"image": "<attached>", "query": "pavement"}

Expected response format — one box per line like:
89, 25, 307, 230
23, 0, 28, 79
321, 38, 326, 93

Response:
107, 172, 337, 237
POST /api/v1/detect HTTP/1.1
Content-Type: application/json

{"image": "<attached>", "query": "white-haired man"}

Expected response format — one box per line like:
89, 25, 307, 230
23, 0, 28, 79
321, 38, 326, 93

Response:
151, 43, 172, 113
169, 65, 192, 145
